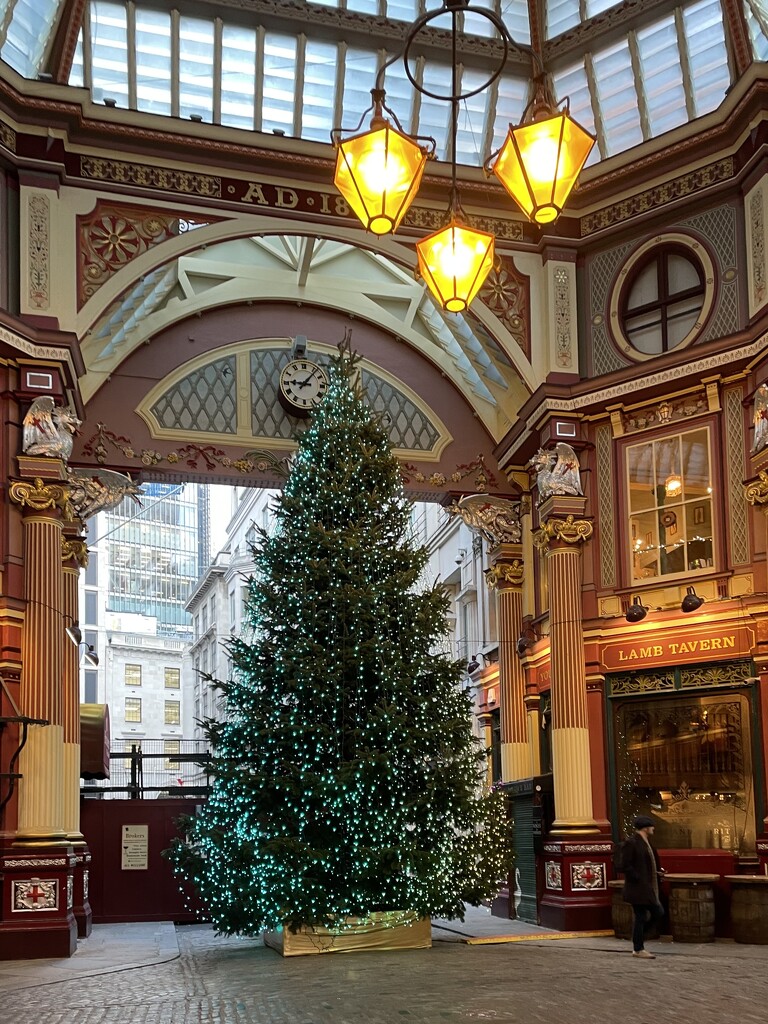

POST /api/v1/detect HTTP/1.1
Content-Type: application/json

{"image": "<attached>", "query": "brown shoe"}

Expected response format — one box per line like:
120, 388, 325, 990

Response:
632, 950, 656, 959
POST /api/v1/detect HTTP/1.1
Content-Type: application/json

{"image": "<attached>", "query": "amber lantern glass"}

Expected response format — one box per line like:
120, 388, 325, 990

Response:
491, 110, 595, 224
416, 218, 495, 313
334, 121, 429, 235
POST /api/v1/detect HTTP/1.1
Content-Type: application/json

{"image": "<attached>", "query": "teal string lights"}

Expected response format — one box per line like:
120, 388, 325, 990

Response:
166, 340, 511, 935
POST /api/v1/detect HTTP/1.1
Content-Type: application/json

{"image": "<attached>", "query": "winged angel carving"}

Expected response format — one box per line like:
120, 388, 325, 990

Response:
531, 443, 583, 505
22, 396, 81, 461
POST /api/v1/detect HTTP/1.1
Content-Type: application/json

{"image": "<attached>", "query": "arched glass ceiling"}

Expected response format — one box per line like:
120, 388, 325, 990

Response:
0, 1, 740, 166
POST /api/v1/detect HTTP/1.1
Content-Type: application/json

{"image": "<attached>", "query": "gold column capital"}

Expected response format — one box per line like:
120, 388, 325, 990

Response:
484, 559, 524, 590
533, 514, 594, 549
62, 537, 90, 569
745, 469, 768, 508
9, 478, 71, 515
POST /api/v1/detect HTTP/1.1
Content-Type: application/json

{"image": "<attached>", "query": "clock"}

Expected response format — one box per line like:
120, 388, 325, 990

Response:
278, 358, 329, 416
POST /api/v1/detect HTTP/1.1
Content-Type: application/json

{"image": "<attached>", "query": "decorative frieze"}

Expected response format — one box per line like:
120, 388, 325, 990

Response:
28, 193, 50, 310
580, 158, 734, 236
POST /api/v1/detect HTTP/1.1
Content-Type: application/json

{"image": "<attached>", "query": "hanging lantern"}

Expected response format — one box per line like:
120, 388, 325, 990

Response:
416, 217, 495, 313
490, 106, 595, 225
333, 119, 431, 236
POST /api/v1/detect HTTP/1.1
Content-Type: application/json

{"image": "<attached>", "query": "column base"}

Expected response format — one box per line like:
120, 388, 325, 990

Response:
538, 836, 613, 932
0, 846, 78, 959
72, 848, 93, 938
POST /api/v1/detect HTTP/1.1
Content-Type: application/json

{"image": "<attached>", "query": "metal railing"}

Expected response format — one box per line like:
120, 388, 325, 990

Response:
82, 739, 211, 799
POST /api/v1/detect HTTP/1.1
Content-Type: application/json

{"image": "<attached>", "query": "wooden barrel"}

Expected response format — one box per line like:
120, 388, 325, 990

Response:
609, 880, 661, 940
669, 882, 716, 943
609, 881, 632, 939
727, 877, 768, 944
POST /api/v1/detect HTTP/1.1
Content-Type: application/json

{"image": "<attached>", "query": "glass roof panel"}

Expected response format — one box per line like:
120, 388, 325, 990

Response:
221, 24, 257, 131
38, 1, 734, 168
341, 47, 379, 131
135, 6, 171, 116
303, 39, 338, 142
0, 0, 64, 77
745, 1, 768, 60
636, 15, 688, 138
179, 16, 215, 122
262, 33, 297, 135
592, 37, 643, 156
683, 0, 730, 117
90, 1, 129, 106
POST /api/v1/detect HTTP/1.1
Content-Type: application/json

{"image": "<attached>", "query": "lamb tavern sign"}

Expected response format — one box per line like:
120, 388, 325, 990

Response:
599, 624, 755, 672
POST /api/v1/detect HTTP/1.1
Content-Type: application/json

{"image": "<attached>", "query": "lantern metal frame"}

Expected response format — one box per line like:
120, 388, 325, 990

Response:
330, 0, 593, 310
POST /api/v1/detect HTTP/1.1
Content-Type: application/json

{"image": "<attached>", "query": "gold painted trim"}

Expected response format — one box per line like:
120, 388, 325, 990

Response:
9, 478, 70, 513
533, 516, 594, 548
484, 560, 524, 590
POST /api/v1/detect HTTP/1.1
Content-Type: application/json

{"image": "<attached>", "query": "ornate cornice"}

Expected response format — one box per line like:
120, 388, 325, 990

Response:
484, 560, 524, 590
745, 470, 768, 507
9, 477, 70, 514
533, 515, 593, 548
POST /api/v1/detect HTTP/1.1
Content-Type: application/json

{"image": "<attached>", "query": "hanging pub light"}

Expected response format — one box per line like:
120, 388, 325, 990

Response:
332, 89, 435, 236
487, 79, 596, 225
330, 0, 594, 311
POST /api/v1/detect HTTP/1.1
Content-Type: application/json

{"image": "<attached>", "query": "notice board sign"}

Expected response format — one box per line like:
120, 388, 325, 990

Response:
121, 824, 149, 870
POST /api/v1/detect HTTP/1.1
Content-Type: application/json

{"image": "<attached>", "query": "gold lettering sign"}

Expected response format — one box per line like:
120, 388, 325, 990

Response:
600, 626, 754, 672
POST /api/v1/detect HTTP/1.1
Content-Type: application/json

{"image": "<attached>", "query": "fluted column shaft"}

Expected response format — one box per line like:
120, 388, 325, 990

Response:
62, 532, 88, 842
534, 505, 597, 835
9, 477, 70, 845
487, 550, 528, 782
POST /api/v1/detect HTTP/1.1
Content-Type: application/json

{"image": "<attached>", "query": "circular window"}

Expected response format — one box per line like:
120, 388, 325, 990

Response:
609, 233, 715, 361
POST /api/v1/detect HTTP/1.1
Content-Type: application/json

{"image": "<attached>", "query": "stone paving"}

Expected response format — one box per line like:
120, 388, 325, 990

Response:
1, 918, 766, 1024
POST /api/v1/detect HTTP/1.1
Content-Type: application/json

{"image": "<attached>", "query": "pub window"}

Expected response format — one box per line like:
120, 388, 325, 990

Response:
614, 691, 756, 854
125, 697, 142, 723
490, 708, 502, 784
627, 426, 713, 582
125, 663, 142, 687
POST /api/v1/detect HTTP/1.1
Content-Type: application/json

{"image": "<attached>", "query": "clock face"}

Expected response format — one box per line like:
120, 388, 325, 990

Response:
278, 359, 329, 415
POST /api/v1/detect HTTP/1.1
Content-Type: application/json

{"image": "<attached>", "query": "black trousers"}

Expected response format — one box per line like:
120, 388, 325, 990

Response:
632, 902, 664, 951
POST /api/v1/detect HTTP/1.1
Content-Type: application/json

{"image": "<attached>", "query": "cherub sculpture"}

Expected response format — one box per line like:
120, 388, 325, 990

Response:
531, 443, 583, 505
22, 396, 81, 461
753, 383, 768, 454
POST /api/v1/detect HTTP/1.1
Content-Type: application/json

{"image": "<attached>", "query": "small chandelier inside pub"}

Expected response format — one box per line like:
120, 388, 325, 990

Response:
331, 0, 595, 312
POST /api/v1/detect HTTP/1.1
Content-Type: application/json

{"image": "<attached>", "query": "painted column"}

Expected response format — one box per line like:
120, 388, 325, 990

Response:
485, 552, 528, 782
9, 476, 70, 845
448, 495, 530, 783
533, 498, 598, 835
61, 531, 88, 843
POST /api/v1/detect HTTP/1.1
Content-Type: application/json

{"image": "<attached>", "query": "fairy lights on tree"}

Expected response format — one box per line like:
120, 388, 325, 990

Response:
167, 339, 510, 935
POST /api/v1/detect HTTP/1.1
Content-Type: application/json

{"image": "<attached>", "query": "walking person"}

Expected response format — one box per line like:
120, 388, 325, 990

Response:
618, 815, 665, 959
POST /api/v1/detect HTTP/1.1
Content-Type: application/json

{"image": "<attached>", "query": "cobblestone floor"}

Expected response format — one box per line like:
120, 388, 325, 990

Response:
3, 925, 766, 1024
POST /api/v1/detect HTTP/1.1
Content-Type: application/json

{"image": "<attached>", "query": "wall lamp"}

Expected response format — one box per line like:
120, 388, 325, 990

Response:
625, 597, 648, 623
516, 626, 547, 657
330, 0, 594, 312
78, 644, 99, 668
467, 652, 490, 674
681, 586, 705, 613
65, 620, 82, 645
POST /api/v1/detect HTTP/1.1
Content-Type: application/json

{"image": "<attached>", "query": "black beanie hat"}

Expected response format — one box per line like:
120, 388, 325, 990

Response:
633, 815, 655, 830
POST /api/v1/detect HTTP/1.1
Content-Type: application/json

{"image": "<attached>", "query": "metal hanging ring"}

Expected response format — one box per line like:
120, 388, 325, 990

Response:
402, 5, 516, 104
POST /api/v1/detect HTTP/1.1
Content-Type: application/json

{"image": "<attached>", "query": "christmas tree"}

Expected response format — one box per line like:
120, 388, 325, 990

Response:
168, 342, 510, 935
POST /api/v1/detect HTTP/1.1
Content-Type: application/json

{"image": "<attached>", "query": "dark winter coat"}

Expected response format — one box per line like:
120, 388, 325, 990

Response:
619, 833, 663, 906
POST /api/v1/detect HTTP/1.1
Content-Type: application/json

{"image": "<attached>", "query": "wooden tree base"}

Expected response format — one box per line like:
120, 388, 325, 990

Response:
264, 911, 432, 956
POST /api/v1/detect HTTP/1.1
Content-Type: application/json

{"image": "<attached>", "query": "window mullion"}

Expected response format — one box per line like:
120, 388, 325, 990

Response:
170, 7, 180, 118
127, 0, 137, 109
213, 17, 223, 124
